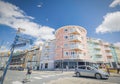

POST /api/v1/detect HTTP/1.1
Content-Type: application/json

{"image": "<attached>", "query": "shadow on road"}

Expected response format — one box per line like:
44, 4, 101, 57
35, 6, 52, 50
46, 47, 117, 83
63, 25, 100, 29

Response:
72, 75, 108, 80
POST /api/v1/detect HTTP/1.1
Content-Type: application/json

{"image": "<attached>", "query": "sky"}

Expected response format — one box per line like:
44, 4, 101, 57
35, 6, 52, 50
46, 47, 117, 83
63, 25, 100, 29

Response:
0, 0, 120, 50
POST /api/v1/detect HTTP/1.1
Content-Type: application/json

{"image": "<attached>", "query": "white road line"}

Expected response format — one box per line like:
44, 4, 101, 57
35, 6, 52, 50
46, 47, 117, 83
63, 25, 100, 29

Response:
33, 77, 42, 79
41, 75, 50, 78
55, 74, 63, 76
12, 81, 22, 84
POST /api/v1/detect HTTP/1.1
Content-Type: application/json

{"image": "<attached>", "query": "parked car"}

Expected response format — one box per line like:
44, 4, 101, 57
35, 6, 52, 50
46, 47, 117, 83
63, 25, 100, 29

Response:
75, 65, 109, 79
18, 67, 24, 71
0, 67, 4, 71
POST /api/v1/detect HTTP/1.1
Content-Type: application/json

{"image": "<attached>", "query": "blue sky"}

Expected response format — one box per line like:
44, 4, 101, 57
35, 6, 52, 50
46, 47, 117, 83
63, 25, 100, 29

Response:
0, 0, 120, 49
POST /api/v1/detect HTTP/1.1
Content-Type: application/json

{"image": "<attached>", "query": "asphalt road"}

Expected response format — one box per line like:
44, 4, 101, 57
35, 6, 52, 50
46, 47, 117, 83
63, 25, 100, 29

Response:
0, 70, 120, 84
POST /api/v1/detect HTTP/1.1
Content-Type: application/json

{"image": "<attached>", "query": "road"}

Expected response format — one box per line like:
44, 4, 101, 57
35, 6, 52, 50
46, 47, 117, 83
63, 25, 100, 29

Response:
0, 70, 120, 84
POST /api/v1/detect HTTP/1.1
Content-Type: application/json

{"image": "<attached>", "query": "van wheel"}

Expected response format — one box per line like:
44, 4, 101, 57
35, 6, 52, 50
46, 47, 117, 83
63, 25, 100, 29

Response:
95, 73, 101, 79
76, 72, 80, 77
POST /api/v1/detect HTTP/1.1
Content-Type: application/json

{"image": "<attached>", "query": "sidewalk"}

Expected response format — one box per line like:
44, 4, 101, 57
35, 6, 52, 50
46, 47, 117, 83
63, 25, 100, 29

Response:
110, 73, 120, 77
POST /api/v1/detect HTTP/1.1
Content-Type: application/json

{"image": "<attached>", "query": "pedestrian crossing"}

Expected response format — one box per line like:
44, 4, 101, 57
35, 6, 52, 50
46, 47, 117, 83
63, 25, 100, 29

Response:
33, 74, 62, 79
12, 73, 63, 84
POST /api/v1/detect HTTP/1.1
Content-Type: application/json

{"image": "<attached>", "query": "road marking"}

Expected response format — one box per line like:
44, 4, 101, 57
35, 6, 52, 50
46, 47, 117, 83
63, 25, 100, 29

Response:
33, 77, 42, 79
41, 75, 50, 78
12, 81, 22, 84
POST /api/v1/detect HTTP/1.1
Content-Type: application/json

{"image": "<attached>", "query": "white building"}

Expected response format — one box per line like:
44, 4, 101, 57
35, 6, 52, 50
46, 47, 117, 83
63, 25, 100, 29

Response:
40, 39, 55, 70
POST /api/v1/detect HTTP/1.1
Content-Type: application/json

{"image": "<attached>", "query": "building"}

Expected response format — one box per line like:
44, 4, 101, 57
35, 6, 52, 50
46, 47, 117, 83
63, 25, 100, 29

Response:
9, 46, 42, 70
54, 25, 90, 69
40, 39, 55, 70
115, 47, 120, 64
40, 25, 120, 70
0, 51, 9, 68
87, 38, 115, 67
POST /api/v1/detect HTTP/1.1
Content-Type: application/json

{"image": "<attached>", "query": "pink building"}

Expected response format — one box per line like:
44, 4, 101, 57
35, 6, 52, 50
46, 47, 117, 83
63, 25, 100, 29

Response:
54, 25, 90, 69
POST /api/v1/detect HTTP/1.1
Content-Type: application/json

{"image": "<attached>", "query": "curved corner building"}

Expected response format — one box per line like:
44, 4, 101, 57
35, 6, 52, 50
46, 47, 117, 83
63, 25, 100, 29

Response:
55, 25, 89, 69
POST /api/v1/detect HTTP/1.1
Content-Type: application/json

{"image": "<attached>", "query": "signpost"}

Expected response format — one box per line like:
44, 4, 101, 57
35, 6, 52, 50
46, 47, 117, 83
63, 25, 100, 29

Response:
0, 28, 33, 84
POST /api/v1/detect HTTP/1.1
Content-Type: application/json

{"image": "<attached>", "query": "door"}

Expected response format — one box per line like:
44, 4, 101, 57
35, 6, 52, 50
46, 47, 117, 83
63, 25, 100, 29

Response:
84, 66, 95, 77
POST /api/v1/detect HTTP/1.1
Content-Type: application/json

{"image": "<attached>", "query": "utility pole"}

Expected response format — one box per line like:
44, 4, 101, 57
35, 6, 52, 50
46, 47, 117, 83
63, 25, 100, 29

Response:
0, 28, 32, 84
0, 29, 20, 84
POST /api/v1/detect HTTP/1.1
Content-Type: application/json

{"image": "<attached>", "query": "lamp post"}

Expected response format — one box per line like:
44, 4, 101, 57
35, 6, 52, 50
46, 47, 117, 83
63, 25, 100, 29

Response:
61, 47, 63, 73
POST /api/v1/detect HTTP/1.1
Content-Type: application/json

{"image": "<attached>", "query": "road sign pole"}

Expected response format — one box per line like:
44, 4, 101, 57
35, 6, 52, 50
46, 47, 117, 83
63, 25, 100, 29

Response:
0, 35, 18, 84
0, 28, 31, 84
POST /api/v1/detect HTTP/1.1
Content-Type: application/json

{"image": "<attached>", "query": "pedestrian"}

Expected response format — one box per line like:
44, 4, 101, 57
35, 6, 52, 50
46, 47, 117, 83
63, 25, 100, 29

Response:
26, 66, 32, 80
105, 64, 110, 75
66, 65, 68, 71
117, 63, 120, 74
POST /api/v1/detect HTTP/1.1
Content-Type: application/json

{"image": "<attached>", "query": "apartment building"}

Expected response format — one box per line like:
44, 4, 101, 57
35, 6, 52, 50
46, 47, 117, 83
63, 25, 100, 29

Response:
54, 25, 90, 69
40, 25, 120, 70
40, 39, 55, 70
87, 38, 105, 63
115, 47, 120, 63
87, 38, 120, 68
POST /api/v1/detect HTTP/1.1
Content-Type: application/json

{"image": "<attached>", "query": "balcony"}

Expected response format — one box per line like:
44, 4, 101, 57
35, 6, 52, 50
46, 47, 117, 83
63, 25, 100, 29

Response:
69, 35, 82, 42
94, 46, 101, 50
95, 58, 103, 62
71, 54, 84, 59
95, 52, 102, 56
105, 47, 111, 51
69, 28, 81, 35
106, 53, 112, 57
70, 44, 83, 51
93, 40, 99, 44
104, 42, 110, 46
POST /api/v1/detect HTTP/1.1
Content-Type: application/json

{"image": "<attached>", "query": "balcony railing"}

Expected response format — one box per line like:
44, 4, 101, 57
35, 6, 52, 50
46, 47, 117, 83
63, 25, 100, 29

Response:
95, 58, 103, 62
104, 42, 110, 46
105, 47, 111, 51
70, 44, 83, 51
95, 52, 102, 55
71, 54, 84, 59
69, 28, 81, 34
106, 53, 112, 56
69, 35, 82, 42
94, 46, 101, 49
93, 40, 99, 44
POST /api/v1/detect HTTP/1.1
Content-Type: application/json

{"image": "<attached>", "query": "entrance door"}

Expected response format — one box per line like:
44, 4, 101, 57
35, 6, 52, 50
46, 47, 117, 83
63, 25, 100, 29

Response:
45, 63, 48, 69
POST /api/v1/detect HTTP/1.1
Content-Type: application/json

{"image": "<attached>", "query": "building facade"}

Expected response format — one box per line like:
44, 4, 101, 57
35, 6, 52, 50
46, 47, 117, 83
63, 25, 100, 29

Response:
115, 47, 120, 63
40, 25, 120, 70
54, 25, 90, 69
40, 39, 55, 70
0, 51, 9, 68
87, 38, 115, 67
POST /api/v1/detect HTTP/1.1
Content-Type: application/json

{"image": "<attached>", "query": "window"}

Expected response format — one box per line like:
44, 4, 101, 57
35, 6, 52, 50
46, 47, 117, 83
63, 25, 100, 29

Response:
70, 35, 73, 39
64, 52, 69, 56
78, 66, 86, 69
64, 29, 68, 32
64, 36, 68, 39
87, 67, 92, 70
71, 51, 76, 56
45, 63, 48, 69
64, 44, 68, 48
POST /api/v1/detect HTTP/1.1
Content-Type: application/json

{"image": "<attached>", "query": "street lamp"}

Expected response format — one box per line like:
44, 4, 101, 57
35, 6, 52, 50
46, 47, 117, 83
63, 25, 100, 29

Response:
58, 46, 64, 73
61, 47, 63, 73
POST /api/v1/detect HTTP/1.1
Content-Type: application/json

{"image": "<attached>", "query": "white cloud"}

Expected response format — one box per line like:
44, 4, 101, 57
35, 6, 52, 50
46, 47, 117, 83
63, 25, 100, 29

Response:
37, 4, 42, 8
114, 42, 120, 47
96, 11, 120, 34
109, 0, 120, 7
0, 1, 55, 44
